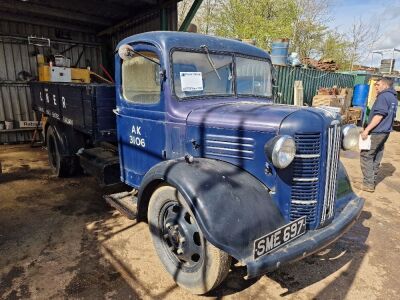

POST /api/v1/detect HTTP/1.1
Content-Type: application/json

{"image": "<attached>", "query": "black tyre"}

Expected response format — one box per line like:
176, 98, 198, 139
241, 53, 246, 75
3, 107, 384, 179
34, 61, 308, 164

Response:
46, 126, 70, 177
148, 184, 231, 294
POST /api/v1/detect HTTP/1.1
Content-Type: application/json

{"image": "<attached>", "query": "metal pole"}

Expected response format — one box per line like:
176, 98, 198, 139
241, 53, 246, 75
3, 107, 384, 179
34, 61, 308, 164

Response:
161, 7, 167, 30
179, 0, 203, 32
391, 48, 395, 74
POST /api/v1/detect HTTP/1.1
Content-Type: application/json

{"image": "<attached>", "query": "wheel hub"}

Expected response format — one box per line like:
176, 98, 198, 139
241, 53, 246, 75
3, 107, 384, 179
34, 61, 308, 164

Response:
165, 223, 182, 248
161, 202, 203, 269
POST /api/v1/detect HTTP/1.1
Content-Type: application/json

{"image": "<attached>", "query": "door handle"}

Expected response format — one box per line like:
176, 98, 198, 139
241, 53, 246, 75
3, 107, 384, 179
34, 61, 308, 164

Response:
113, 109, 122, 116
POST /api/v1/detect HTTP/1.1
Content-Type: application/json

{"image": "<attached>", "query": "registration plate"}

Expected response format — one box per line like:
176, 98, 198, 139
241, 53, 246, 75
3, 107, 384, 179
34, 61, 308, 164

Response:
254, 216, 306, 259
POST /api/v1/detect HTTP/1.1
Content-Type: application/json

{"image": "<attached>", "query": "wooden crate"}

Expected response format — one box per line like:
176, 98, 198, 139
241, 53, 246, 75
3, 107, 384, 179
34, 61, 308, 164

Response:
344, 107, 363, 124
312, 95, 345, 114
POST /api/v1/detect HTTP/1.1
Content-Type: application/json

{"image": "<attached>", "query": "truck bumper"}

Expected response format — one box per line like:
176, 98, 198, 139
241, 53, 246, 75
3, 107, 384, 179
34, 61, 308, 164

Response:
245, 196, 364, 279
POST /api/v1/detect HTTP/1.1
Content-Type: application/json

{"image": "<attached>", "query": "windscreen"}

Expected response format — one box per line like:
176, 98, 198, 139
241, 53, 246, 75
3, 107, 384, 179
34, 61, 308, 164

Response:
236, 56, 272, 97
172, 51, 234, 98
172, 51, 272, 99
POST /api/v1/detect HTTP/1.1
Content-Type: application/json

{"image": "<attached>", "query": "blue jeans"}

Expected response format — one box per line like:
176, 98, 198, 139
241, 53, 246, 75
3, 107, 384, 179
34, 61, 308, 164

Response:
360, 133, 389, 188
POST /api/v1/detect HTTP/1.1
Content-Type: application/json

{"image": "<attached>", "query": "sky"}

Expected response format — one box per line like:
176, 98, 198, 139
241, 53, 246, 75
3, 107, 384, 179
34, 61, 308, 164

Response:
328, 0, 400, 70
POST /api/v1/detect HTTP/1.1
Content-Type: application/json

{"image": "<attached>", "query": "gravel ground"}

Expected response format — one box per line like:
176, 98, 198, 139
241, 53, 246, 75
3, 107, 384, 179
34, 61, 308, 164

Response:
0, 132, 399, 299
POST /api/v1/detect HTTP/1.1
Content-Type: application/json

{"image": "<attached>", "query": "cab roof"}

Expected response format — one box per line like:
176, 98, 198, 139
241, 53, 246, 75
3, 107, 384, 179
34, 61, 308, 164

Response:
116, 31, 270, 60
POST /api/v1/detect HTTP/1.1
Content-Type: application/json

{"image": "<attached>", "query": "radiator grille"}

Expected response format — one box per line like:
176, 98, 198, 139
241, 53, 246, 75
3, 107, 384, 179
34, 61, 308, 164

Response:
320, 123, 341, 224
290, 133, 321, 226
294, 133, 321, 155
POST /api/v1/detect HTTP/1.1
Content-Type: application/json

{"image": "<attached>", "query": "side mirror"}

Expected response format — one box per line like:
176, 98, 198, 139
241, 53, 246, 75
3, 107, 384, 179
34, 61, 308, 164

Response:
159, 69, 166, 81
270, 64, 279, 102
271, 65, 277, 86
118, 44, 134, 60
159, 69, 166, 90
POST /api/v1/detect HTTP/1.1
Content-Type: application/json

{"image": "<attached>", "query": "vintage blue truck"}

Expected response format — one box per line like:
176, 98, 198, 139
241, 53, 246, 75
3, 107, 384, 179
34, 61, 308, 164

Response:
30, 31, 364, 294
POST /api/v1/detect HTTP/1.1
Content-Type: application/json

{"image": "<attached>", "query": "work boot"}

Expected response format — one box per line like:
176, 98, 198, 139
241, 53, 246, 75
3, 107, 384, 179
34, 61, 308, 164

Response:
353, 182, 375, 193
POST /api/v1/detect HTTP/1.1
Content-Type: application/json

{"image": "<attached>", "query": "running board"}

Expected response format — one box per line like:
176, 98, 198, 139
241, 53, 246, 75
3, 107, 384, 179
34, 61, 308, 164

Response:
104, 191, 138, 220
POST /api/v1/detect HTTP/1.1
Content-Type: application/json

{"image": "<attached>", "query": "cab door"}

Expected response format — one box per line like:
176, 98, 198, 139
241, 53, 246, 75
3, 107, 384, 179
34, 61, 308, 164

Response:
115, 44, 166, 188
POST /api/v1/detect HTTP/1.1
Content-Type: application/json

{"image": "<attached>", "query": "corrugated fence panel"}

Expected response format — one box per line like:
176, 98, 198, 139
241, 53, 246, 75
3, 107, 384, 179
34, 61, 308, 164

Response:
0, 83, 35, 144
111, 11, 161, 50
110, 5, 177, 49
0, 7, 177, 143
274, 66, 355, 105
0, 84, 33, 121
0, 37, 103, 80
0, 20, 104, 144
0, 130, 33, 144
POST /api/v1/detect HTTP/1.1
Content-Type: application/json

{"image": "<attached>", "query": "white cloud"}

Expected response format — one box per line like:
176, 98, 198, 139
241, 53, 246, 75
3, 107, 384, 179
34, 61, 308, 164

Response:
379, 4, 400, 21
330, 1, 400, 69
371, 15, 400, 53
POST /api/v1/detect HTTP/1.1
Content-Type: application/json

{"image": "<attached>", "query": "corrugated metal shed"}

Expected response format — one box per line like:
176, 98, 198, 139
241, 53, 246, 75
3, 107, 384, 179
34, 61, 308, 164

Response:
274, 65, 356, 105
0, 0, 179, 144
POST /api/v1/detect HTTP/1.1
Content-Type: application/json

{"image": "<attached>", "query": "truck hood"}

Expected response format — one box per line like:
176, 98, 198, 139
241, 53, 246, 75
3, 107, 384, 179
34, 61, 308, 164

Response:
186, 102, 301, 132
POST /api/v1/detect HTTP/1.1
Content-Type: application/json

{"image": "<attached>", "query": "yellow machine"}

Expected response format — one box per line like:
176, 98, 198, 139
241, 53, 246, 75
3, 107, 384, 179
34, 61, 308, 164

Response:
36, 54, 114, 84
38, 65, 51, 82
37, 54, 91, 83
38, 65, 91, 83
71, 68, 91, 83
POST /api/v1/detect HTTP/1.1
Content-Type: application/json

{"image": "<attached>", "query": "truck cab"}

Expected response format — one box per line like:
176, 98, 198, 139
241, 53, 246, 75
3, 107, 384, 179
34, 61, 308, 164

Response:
113, 31, 364, 294
32, 31, 364, 295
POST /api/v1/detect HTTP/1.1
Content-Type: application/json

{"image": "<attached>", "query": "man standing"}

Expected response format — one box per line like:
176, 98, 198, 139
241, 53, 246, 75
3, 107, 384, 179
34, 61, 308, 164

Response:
358, 78, 398, 192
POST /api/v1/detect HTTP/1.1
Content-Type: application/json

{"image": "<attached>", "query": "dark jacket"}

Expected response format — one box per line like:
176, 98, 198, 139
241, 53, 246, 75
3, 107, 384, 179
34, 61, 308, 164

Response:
369, 87, 398, 133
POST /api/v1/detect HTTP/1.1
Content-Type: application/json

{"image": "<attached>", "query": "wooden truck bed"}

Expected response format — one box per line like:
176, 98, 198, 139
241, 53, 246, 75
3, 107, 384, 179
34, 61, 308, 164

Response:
30, 82, 116, 143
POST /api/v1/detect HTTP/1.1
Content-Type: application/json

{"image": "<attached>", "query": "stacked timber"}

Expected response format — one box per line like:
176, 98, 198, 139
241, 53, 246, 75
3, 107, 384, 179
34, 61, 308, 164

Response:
302, 58, 339, 72
312, 87, 353, 115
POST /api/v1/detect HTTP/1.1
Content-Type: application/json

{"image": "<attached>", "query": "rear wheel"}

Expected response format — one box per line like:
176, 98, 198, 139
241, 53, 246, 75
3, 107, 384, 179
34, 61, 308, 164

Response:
148, 184, 231, 294
46, 126, 71, 177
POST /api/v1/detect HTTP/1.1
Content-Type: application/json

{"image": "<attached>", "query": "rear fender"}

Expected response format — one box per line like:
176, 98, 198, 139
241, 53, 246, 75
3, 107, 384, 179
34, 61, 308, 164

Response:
48, 123, 69, 156
137, 158, 286, 261
47, 121, 85, 157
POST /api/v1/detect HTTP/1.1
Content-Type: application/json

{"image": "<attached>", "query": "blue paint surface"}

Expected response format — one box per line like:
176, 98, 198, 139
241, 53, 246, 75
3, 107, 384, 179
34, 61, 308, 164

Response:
114, 31, 353, 229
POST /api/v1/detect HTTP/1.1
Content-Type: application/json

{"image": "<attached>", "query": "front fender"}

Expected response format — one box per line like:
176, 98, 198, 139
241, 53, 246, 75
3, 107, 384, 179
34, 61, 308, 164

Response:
138, 158, 286, 261
336, 160, 356, 211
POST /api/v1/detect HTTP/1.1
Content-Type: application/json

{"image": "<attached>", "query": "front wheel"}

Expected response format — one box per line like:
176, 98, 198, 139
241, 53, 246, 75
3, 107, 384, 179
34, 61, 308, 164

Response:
148, 184, 231, 294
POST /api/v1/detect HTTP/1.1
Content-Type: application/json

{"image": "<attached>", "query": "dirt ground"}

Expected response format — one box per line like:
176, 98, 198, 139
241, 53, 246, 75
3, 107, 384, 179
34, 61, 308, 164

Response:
0, 132, 399, 300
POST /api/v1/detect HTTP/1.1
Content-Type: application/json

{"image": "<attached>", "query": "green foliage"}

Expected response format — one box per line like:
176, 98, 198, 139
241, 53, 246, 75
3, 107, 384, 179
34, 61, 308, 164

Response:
178, 0, 374, 69
291, 19, 327, 59
214, 0, 298, 49
319, 31, 352, 70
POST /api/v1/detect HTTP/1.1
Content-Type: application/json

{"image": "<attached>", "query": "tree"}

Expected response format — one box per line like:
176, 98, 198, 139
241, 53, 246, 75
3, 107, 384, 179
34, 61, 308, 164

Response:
214, 0, 298, 49
319, 30, 351, 70
178, 0, 220, 34
178, 0, 193, 29
291, 0, 332, 59
178, 0, 380, 72
347, 18, 381, 71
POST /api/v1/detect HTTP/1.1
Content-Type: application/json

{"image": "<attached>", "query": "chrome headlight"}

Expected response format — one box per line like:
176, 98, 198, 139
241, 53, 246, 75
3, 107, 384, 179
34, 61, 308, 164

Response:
265, 135, 296, 169
342, 124, 359, 150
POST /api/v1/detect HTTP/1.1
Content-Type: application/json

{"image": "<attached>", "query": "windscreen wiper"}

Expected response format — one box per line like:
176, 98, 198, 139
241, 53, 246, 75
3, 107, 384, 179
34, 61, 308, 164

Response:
200, 45, 221, 80
117, 45, 160, 66
131, 49, 160, 66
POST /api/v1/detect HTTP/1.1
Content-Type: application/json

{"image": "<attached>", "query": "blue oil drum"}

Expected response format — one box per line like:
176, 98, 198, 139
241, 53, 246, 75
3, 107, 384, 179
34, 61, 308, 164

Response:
352, 84, 370, 107
271, 39, 289, 66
